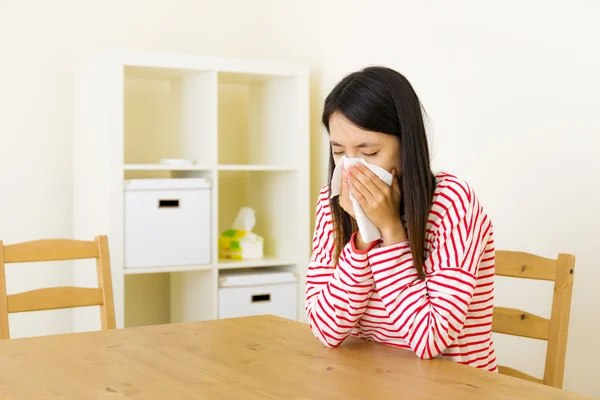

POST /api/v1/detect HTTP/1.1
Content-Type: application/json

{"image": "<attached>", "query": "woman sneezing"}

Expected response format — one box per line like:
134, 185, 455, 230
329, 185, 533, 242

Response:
306, 66, 497, 371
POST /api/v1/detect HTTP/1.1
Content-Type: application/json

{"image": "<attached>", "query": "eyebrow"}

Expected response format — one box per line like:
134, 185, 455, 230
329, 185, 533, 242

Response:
330, 141, 379, 149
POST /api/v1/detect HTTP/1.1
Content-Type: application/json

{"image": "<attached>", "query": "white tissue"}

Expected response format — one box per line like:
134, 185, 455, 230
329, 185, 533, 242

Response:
330, 156, 393, 243
232, 207, 256, 231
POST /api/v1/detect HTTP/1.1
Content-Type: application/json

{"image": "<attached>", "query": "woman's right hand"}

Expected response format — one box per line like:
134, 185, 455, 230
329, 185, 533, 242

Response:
340, 170, 356, 219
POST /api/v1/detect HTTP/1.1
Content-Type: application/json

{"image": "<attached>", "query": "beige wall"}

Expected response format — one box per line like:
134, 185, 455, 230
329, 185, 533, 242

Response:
1, 0, 598, 396
0, 0, 276, 339
271, 2, 600, 396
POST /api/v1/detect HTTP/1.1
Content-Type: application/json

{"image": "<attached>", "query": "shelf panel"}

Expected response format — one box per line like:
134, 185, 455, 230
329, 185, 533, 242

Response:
123, 164, 296, 172
124, 257, 296, 275
124, 264, 213, 275
123, 54, 307, 80
217, 164, 297, 172
217, 257, 296, 270
124, 164, 214, 171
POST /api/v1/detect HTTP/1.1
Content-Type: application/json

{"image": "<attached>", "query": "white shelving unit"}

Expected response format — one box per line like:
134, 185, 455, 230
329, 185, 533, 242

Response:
72, 51, 310, 331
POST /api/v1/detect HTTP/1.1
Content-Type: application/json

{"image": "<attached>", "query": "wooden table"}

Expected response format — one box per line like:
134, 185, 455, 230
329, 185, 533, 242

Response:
0, 315, 588, 399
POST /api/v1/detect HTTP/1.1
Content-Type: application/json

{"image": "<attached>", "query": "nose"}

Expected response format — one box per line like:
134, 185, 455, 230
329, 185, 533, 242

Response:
346, 150, 358, 158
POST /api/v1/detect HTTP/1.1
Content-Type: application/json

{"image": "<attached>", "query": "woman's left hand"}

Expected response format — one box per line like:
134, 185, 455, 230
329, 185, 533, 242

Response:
345, 164, 406, 243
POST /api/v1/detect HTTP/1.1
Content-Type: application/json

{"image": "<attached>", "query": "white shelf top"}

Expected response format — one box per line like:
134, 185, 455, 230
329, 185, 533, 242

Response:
124, 164, 213, 171
123, 164, 297, 172
217, 257, 296, 270
123, 257, 296, 275
219, 268, 297, 287
108, 50, 308, 79
217, 164, 297, 172
124, 264, 214, 275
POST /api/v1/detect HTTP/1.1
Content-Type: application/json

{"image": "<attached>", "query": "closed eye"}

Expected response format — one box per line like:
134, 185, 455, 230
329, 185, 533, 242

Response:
363, 152, 378, 157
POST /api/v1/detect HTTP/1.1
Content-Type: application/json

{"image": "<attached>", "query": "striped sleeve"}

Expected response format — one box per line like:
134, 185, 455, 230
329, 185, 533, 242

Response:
367, 180, 491, 359
305, 188, 376, 348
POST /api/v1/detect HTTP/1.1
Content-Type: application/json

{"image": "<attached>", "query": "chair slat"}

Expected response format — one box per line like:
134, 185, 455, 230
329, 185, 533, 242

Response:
544, 254, 576, 388
4, 239, 99, 263
498, 365, 543, 385
492, 307, 549, 340
495, 250, 556, 281
96, 236, 116, 330
0, 243, 9, 339
7, 287, 104, 313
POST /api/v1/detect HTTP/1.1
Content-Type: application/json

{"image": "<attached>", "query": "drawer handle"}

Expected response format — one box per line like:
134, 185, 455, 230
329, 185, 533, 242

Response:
251, 294, 271, 303
158, 199, 180, 208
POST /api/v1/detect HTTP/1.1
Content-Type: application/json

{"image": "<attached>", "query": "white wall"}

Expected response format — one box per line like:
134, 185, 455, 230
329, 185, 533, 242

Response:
266, 1, 600, 396
304, 1, 600, 396
1, 0, 598, 396
436, 4, 600, 396
0, 0, 276, 338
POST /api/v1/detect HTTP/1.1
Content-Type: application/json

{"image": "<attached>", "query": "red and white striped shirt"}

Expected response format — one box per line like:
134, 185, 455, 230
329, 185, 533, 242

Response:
306, 172, 497, 371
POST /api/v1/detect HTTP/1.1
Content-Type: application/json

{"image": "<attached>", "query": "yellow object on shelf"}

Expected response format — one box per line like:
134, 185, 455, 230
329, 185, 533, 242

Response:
218, 207, 264, 260
218, 229, 264, 260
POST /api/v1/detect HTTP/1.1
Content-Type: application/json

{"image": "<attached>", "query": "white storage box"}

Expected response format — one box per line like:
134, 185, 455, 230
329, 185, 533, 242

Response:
218, 268, 297, 320
124, 178, 211, 268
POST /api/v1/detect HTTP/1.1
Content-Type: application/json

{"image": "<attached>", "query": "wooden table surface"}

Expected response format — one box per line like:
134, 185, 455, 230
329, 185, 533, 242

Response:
0, 315, 589, 400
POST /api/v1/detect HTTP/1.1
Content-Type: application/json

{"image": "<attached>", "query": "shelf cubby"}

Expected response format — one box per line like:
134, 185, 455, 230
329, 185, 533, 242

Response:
218, 170, 299, 260
124, 67, 217, 166
218, 72, 302, 167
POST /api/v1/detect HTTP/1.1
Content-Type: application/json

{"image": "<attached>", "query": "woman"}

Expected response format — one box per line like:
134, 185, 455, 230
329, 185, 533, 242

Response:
306, 66, 496, 371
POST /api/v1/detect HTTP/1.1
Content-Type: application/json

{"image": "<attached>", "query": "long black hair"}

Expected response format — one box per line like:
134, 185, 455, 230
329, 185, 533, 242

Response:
322, 66, 435, 279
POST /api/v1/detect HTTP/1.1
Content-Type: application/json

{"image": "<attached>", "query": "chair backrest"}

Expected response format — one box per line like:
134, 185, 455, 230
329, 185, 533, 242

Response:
0, 236, 115, 339
492, 250, 575, 388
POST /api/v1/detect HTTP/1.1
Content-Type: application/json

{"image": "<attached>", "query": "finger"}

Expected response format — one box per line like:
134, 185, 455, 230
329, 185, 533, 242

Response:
341, 178, 353, 204
391, 169, 401, 197
349, 181, 368, 209
347, 166, 379, 200
355, 164, 389, 191
341, 174, 349, 195
346, 167, 376, 203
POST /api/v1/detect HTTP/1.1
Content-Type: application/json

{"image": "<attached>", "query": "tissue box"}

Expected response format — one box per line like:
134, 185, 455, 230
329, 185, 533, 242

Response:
218, 229, 264, 260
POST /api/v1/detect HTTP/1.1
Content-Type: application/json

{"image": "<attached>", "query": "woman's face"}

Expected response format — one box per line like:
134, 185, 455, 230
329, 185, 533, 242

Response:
329, 112, 402, 175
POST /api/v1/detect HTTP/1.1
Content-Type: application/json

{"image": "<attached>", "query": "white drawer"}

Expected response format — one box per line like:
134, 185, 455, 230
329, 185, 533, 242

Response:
218, 283, 297, 320
124, 179, 211, 268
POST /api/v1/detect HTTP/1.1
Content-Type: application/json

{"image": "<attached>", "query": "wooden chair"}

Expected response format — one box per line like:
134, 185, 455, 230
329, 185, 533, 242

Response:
0, 236, 115, 339
492, 250, 575, 388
